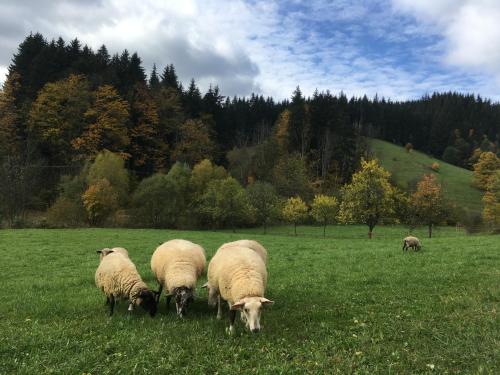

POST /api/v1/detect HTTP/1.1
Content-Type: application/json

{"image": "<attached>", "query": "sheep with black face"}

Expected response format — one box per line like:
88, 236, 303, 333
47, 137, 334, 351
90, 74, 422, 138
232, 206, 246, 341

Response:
151, 239, 206, 317
95, 249, 157, 317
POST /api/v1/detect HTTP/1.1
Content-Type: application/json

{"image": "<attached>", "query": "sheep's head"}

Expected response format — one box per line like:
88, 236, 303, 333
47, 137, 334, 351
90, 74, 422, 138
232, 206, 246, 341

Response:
137, 290, 157, 317
231, 297, 274, 333
173, 287, 194, 318
96, 248, 114, 261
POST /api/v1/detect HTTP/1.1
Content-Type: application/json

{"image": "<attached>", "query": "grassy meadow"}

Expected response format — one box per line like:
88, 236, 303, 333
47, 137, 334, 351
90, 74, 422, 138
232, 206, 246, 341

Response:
0, 226, 498, 374
369, 138, 484, 213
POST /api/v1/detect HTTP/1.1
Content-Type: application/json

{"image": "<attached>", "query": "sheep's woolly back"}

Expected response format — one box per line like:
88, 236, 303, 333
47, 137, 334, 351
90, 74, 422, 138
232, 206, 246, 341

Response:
208, 246, 267, 305
95, 252, 148, 303
111, 247, 129, 258
151, 239, 206, 294
404, 236, 421, 246
220, 240, 268, 264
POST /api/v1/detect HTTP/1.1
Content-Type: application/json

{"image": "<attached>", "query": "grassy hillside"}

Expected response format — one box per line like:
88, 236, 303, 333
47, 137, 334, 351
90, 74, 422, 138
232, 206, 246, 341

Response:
368, 138, 483, 213
0, 227, 498, 373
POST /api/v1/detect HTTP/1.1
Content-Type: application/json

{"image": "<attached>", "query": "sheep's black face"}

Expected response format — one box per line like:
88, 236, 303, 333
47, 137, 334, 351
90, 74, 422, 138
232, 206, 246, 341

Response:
174, 287, 194, 317
139, 290, 157, 317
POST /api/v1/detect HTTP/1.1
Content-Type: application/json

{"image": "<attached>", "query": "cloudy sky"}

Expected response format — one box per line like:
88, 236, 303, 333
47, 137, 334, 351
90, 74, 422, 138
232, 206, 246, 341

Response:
1, 0, 500, 100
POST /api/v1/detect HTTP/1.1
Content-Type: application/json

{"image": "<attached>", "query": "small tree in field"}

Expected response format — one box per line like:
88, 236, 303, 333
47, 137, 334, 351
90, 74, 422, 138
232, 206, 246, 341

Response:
282, 196, 308, 236
411, 174, 448, 238
247, 181, 280, 233
311, 194, 338, 237
338, 159, 394, 239
82, 178, 119, 226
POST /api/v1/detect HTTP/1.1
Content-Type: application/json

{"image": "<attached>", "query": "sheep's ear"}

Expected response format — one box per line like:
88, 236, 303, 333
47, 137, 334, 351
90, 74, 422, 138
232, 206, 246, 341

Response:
230, 301, 245, 310
201, 283, 209, 289
260, 298, 274, 306
96, 250, 102, 254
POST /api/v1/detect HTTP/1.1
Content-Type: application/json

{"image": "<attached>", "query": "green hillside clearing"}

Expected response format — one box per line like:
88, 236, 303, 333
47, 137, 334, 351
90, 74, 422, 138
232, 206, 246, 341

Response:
368, 138, 483, 213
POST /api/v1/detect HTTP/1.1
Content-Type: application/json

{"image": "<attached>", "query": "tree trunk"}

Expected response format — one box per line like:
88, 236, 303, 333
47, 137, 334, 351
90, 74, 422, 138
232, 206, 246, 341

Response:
368, 230, 372, 239
263, 222, 267, 234
323, 224, 326, 238
428, 224, 432, 238
294, 222, 297, 236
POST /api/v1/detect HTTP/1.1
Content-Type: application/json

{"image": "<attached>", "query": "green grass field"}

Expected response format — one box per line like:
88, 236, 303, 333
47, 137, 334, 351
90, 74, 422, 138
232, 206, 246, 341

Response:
368, 138, 483, 213
0, 226, 498, 374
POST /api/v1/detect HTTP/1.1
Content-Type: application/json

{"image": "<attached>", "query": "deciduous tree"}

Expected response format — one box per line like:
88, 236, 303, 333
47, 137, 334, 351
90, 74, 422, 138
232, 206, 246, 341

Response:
82, 178, 119, 226
482, 171, 500, 231
311, 194, 339, 237
473, 151, 500, 190
411, 174, 448, 238
338, 159, 394, 239
282, 196, 308, 236
72, 85, 130, 159
247, 181, 280, 233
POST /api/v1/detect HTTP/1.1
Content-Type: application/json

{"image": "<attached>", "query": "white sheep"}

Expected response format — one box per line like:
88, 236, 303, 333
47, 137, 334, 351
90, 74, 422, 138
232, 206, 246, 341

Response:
151, 239, 206, 317
96, 247, 129, 262
219, 239, 268, 264
95, 250, 157, 316
204, 244, 273, 334
402, 236, 421, 251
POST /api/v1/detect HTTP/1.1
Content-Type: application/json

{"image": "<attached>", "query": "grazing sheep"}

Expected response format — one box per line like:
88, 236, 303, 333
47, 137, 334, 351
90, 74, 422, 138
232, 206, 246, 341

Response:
96, 247, 129, 262
204, 245, 273, 334
151, 239, 206, 317
402, 236, 421, 251
219, 240, 268, 264
95, 251, 157, 316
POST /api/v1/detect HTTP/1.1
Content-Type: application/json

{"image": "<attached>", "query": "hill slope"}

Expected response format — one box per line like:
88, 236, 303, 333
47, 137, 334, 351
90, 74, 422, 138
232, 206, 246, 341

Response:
368, 138, 483, 213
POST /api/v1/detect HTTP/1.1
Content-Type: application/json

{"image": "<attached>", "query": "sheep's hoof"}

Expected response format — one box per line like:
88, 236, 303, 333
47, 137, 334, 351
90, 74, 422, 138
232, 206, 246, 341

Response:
216, 313, 222, 320
226, 325, 235, 335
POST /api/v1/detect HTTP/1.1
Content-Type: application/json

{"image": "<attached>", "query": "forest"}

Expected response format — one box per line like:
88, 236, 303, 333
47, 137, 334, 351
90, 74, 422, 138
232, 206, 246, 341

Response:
0, 33, 499, 231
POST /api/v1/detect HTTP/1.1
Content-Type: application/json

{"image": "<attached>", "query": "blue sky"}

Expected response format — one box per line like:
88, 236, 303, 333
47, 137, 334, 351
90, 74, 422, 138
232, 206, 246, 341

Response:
1, 0, 500, 100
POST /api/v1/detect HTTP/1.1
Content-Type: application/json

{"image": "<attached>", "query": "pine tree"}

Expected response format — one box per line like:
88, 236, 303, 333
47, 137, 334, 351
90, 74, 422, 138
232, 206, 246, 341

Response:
149, 64, 160, 90
161, 63, 180, 91
184, 79, 202, 118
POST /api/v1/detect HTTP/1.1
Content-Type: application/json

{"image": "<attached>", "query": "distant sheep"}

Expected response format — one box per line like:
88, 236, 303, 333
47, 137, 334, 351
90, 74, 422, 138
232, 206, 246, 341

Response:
402, 236, 421, 251
96, 247, 129, 262
95, 250, 157, 316
219, 240, 268, 264
204, 244, 273, 334
151, 239, 206, 317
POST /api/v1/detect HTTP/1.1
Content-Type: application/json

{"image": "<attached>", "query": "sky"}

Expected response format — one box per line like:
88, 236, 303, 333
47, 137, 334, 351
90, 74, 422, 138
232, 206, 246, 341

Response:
1, 0, 500, 101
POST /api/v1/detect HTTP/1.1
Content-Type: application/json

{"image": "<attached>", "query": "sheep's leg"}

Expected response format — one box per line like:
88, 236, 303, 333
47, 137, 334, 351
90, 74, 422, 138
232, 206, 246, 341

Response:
166, 295, 172, 308
227, 309, 237, 335
216, 295, 222, 320
108, 295, 115, 316
156, 284, 163, 303
105, 296, 110, 306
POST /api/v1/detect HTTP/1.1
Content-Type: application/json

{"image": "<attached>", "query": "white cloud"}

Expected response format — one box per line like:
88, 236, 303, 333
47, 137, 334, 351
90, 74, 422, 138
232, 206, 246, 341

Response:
1, 0, 500, 100
392, 0, 500, 82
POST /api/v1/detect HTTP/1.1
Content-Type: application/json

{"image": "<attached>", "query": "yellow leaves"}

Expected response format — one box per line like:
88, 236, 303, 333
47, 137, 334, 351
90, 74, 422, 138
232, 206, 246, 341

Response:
311, 194, 338, 225
473, 151, 500, 190
338, 159, 394, 229
274, 109, 291, 153
72, 85, 130, 160
482, 171, 500, 229
282, 196, 308, 224
82, 178, 119, 226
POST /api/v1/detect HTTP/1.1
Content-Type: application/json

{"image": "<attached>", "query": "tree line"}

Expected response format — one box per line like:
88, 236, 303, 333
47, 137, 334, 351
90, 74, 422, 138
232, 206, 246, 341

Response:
0, 33, 499, 231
